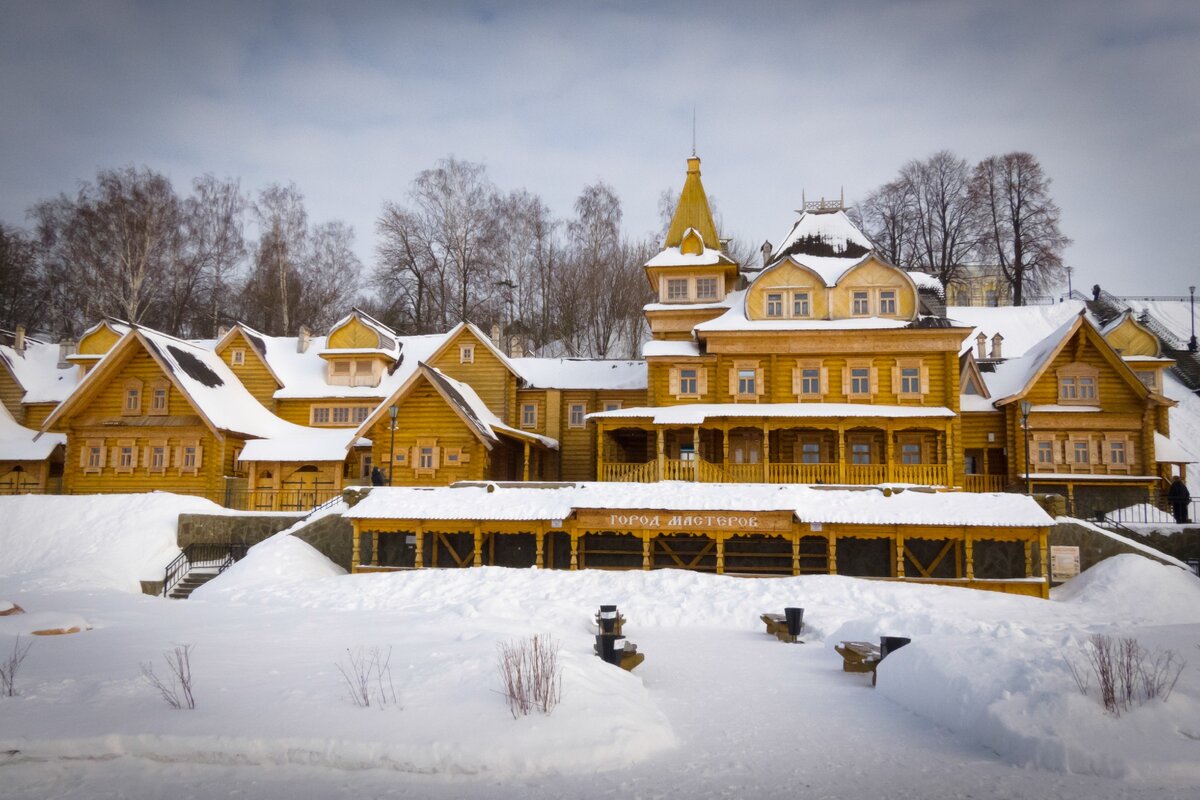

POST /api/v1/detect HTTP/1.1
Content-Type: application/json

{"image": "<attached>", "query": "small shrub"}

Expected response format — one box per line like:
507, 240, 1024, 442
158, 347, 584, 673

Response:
337, 646, 398, 708
1065, 633, 1185, 716
497, 634, 561, 719
1, 635, 33, 697
141, 644, 196, 710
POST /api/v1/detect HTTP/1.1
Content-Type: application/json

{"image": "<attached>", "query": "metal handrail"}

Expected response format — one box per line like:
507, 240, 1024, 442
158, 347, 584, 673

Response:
162, 542, 249, 597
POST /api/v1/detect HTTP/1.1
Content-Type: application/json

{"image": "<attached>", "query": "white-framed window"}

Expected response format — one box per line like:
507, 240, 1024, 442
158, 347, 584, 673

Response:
851, 291, 870, 316
695, 277, 718, 300
737, 368, 756, 396
352, 407, 369, 424
792, 292, 810, 317
850, 367, 870, 396
679, 368, 698, 395
231, 348, 245, 366
419, 446, 435, 470
800, 368, 820, 397
522, 403, 538, 428
604, 401, 622, 412
878, 290, 897, 316
678, 443, 696, 462
666, 278, 689, 301
766, 292, 784, 317
312, 407, 331, 424
569, 403, 586, 428
459, 345, 474, 364
331, 407, 350, 424
899, 366, 920, 395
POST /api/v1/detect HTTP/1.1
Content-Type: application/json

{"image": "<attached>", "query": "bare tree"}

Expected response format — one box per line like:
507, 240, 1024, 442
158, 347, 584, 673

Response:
859, 178, 916, 269
971, 152, 1071, 306
301, 221, 363, 330
181, 175, 247, 337
0, 224, 46, 333
903, 151, 981, 286
247, 183, 308, 334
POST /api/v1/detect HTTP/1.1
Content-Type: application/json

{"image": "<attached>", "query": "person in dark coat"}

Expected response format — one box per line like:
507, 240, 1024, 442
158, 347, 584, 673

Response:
370, 466, 385, 486
1167, 476, 1191, 524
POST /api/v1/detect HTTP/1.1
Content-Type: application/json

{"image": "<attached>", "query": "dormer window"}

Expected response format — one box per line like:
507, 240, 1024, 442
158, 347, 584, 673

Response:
766, 293, 784, 317
231, 348, 245, 366
792, 292, 810, 317
1136, 370, 1157, 389
852, 291, 870, 316
459, 345, 474, 364
879, 290, 897, 315
1056, 363, 1099, 405
666, 278, 689, 301
696, 277, 718, 300
328, 359, 380, 387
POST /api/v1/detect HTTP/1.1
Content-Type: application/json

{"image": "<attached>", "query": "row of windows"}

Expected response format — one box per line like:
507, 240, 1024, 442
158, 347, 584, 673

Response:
761, 288, 898, 319
1032, 435, 1134, 468
666, 360, 929, 401
663, 276, 721, 303
122, 379, 170, 416
523, 401, 624, 430
80, 439, 202, 474
310, 405, 372, 426
327, 359, 381, 387
391, 440, 470, 474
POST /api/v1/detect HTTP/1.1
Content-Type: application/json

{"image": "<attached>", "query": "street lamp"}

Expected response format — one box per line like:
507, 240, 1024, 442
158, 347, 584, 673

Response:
1189, 285, 1196, 353
388, 404, 399, 486
1020, 400, 1033, 496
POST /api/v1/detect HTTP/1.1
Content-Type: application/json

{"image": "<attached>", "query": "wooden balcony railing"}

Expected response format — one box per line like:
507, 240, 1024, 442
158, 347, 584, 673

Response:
892, 464, 949, 486
845, 465, 887, 485
598, 461, 952, 487
964, 474, 1007, 493
602, 461, 657, 483
768, 463, 839, 484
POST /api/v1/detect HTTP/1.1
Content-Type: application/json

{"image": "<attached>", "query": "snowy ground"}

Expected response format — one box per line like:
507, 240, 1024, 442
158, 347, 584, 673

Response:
3, 495, 1200, 799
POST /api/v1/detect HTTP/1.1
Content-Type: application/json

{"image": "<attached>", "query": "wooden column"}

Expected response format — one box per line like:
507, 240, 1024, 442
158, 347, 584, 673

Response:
791, 531, 800, 576
692, 426, 701, 481
762, 423, 770, 482
414, 524, 424, 568
827, 532, 837, 574
1023, 540, 1033, 578
596, 422, 605, 481
642, 533, 651, 570
371, 531, 379, 567
473, 523, 482, 567
656, 428, 665, 481
535, 526, 544, 568
885, 422, 895, 483
1039, 529, 1050, 586
522, 441, 530, 481
964, 531, 974, 581
836, 422, 846, 483
722, 423, 730, 469
715, 534, 725, 575
895, 531, 905, 578
569, 532, 579, 570
351, 522, 361, 574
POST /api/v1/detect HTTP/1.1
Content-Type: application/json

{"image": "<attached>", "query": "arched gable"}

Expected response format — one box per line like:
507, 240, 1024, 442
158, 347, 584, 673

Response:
1102, 314, 1161, 357
327, 315, 387, 350
77, 321, 124, 357
744, 259, 830, 320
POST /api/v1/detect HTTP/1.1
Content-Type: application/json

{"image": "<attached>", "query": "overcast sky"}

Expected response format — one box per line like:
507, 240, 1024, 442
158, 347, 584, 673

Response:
2, 0, 1198, 297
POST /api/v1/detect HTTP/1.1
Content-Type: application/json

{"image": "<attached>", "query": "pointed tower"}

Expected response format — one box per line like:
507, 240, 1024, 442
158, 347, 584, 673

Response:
643, 156, 740, 341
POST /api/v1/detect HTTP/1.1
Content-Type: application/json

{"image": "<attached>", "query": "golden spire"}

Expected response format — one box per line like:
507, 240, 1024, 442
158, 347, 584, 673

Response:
664, 156, 720, 250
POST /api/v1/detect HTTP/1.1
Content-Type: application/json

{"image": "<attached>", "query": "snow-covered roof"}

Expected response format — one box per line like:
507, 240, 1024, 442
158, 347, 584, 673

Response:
642, 340, 702, 358
645, 245, 734, 269
768, 210, 874, 264
946, 301, 1086, 357
320, 309, 402, 357
979, 313, 1083, 403
424, 366, 558, 450
347, 482, 1053, 528
589, 403, 955, 425
0, 400, 63, 460
778, 253, 873, 288
1155, 432, 1195, 464
510, 358, 647, 391
907, 271, 944, 295
0, 340, 79, 403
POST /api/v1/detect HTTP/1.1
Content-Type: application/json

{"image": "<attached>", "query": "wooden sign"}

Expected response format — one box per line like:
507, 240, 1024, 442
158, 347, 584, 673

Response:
1050, 546, 1081, 582
574, 508, 794, 533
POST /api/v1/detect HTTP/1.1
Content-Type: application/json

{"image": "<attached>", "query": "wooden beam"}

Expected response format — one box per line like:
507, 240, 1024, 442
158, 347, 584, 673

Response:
371, 531, 379, 567
642, 531, 651, 570
715, 534, 725, 575
656, 428, 665, 481
473, 523, 482, 567
964, 531, 974, 581
522, 441, 530, 482
414, 524, 424, 568
569, 532, 579, 570
762, 422, 770, 483
596, 422, 605, 481
693, 426, 701, 481
351, 521, 361, 574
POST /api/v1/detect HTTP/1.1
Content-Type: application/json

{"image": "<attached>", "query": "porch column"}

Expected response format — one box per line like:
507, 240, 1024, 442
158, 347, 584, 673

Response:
836, 422, 846, 483
964, 531, 974, 580
414, 524, 424, 568
885, 423, 895, 483
692, 426, 700, 481
895, 530, 905, 577
1039, 530, 1050, 582
943, 419, 953, 487
569, 532, 579, 570
351, 522, 361, 574
656, 428, 665, 481
791, 530, 800, 576
715, 534, 725, 574
827, 532, 837, 574
722, 423, 730, 469
473, 523, 483, 566
371, 531, 380, 567
762, 423, 770, 482
1023, 540, 1033, 578
522, 441, 530, 481
596, 422, 605, 481
535, 526, 544, 568
642, 533, 651, 570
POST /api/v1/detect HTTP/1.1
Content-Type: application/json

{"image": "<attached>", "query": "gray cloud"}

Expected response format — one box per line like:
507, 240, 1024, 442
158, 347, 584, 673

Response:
2, 0, 1197, 295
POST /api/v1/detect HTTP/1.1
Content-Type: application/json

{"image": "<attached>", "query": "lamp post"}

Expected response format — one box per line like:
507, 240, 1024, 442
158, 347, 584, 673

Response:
388, 404, 399, 486
1020, 400, 1033, 496
1189, 285, 1196, 353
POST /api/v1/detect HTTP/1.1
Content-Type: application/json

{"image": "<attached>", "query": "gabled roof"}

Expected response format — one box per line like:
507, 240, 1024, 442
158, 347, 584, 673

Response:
0, 339, 79, 404
509, 357, 647, 390
425, 321, 523, 380
766, 209, 874, 267
351, 362, 557, 450
213, 323, 286, 388
39, 325, 357, 455
983, 312, 1156, 407
0, 399, 63, 460
319, 308, 402, 358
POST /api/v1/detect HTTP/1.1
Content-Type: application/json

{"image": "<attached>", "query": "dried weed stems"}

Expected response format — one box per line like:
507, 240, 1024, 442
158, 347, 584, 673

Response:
1, 635, 33, 697
1065, 633, 1185, 716
497, 634, 562, 719
337, 646, 399, 708
141, 644, 196, 710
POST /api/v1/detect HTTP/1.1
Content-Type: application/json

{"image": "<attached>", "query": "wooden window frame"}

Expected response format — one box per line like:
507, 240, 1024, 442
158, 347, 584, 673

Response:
148, 440, 168, 474
799, 438, 822, 465
695, 277, 718, 301
792, 291, 811, 318
766, 292, 784, 318
414, 438, 439, 475
178, 439, 202, 476
82, 439, 105, 473
442, 446, 471, 466
114, 440, 136, 474
521, 403, 538, 429
878, 289, 897, 316
231, 348, 245, 366
665, 278, 689, 302
122, 378, 143, 416
848, 435, 874, 465
569, 403, 587, 428
149, 379, 169, 416
459, 345, 475, 364
845, 359, 875, 399
793, 359, 825, 400
897, 433, 923, 465
1056, 363, 1100, 406
1069, 436, 1092, 468
894, 358, 928, 400
851, 290, 871, 316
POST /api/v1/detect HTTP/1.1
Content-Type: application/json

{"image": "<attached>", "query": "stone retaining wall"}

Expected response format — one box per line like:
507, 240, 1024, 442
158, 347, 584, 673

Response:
176, 513, 303, 549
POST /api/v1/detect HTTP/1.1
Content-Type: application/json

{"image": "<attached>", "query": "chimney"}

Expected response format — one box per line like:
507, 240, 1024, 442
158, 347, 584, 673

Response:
976, 332, 987, 359
297, 325, 312, 353
509, 335, 523, 358
13, 325, 25, 354
217, 325, 230, 339
490, 324, 501, 347
990, 333, 1004, 359
57, 339, 76, 368
760, 240, 773, 266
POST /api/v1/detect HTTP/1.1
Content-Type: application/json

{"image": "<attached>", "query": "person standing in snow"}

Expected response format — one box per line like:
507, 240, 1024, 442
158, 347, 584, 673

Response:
1167, 476, 1191, 524
371, 466, 385, 486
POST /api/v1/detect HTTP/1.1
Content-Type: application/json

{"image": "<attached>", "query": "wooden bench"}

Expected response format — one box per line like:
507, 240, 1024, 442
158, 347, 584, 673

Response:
594, 638, 644, 671
595, 611, 626, 636
760, 612, 804, 643
835, 640, 883, 684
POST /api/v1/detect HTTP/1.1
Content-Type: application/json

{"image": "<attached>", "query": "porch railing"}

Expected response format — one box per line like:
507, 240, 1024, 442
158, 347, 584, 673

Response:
964, 474, 1007, 493
223, 488, 342, 512
845, 464, 887, 485
892, 464, 948, 485
602, 461, 657, 483
768, 463, 839, 484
